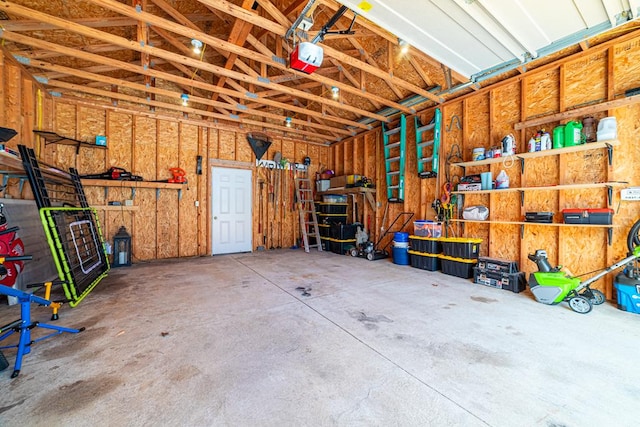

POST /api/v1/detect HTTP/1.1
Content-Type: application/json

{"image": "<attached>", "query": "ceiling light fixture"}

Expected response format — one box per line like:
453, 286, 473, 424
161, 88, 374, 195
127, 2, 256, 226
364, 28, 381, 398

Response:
181, 93, 189, 106
191, 39, 203, 55
331, 86, 339, 99
285, 117, 292, 128
399, 39, 410, 54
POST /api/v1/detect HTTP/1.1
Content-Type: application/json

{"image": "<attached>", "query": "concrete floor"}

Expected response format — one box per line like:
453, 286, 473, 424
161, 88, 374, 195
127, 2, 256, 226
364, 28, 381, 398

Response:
0, 249, 638, 426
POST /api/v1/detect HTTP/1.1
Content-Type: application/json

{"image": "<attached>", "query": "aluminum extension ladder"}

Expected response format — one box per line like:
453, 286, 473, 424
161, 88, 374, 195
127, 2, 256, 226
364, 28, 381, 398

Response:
415, 108, 441, 178
294, 177, 323, 253
382, 114, 406, 202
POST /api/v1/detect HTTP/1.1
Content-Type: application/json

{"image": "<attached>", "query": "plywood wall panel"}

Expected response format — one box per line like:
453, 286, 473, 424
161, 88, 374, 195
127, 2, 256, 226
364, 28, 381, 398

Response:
521, 226, 558, 276
107, 112, 133, 170
133, 189, 157, 260
488, 224, 520, 260
218, 130, 236, 161
564, 52, 607, 108
342, 138, 353, 174
558, 227, 609, 292
156, 189, 179, 259
491, 83, 521, 149
157, 120, 179, 181
524, 69, 560, 118
612, 37, 640, 93
52, 103, 78, 169
236, 132, 253, 163
77, 107, 106, 175
464, 95, 490, 160
178, 123, 199, 257
132, 117, 157, 181
4, 65, 21, 137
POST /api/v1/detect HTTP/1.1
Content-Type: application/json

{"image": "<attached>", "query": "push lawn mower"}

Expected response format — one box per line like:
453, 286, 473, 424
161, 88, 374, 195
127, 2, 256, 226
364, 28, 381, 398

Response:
527, 219, 640, 314
350, 212, 413, 261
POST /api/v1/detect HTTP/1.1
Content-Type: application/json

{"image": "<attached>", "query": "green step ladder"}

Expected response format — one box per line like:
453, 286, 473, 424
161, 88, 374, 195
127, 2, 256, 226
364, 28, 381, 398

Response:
414, 108, 441, 178
382, 114, 406, 203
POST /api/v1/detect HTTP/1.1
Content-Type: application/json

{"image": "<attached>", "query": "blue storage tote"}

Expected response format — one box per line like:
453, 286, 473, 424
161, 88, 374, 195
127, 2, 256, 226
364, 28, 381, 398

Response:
614, 273, 640, 314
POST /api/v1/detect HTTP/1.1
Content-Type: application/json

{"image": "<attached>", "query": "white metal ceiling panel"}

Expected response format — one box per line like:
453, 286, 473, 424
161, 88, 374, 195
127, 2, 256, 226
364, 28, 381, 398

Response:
337, 0, 639, 80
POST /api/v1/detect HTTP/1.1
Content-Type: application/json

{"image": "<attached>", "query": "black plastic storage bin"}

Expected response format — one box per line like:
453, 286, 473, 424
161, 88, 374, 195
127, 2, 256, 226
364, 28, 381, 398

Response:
317, 202, 348, 214
409, 236, 442, 254
320, 237, 331, 251
329, 238, 356, 255
408, 250, 440, 271
318, 223, 330, 238
440, 255, 477, 279
477, 257, 519, 274
318, 213, 348, 224
330, 223, 357, 240
473, 268, 526, 293
441, 238, 482, 259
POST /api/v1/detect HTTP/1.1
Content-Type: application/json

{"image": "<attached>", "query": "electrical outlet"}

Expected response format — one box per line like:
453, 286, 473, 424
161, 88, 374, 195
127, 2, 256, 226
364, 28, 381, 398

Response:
124, 199, 133, 206
297, 16, 313, 31
195, 200, 200, 207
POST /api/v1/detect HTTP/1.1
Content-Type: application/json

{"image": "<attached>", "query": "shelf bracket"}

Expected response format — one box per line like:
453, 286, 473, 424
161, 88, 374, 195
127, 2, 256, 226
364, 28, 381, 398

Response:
520, 190, 525, 207
104, 187, 109, 200
131, 188, 136, 200
178, 189, 183, 201
519, 157, 525, 173
156, 188, 161, 200
607, 227, 613, 246
607, 185, 613, 206
520, 224, 524, 239
606, 143, 613, 166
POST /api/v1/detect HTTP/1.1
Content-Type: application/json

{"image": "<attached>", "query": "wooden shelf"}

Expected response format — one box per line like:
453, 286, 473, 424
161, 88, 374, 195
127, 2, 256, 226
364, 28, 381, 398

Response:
81, 179, 186, 190
318, 187, 376, 210
450, 219, 617, 228
451, 140, 619, 168
92, 205, 139, 211
452, 181, 626, 195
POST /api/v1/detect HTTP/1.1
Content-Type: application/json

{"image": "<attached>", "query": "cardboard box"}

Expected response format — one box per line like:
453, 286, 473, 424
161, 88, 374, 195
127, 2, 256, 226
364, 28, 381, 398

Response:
329, 175, 347, 188
457, 183, 482, 191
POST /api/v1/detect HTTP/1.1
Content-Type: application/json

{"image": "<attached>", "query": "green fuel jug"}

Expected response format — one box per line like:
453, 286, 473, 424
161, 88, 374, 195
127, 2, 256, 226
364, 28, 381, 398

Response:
564, 121, 583, 147
553, 125, 564, 149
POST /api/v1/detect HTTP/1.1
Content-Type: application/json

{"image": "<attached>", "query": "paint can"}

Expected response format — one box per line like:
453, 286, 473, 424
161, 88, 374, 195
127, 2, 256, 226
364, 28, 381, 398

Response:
472, 147, 485, 161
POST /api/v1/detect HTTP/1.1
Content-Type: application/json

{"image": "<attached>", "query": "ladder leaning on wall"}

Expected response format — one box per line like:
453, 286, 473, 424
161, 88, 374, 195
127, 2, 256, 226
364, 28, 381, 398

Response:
415, 107, 442, 178
294, 177, 323, 253
382, 114, 406, 203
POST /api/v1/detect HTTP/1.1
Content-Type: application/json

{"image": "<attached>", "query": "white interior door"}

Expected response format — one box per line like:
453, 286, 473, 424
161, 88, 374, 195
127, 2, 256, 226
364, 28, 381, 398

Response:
211, 167, 252, 255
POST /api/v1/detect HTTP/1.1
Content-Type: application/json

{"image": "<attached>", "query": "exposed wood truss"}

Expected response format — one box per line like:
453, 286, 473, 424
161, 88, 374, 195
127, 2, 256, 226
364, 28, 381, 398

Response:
0, 0, 470, 143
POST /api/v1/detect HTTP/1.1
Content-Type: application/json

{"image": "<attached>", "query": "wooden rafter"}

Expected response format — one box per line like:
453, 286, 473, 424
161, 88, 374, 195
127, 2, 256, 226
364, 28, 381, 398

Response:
2, 29, 369, 132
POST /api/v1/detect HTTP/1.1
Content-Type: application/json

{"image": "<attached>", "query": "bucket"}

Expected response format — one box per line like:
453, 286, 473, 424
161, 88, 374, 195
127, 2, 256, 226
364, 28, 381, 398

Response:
392, 245, 410, 265
564, 121, 584, 147
552, 125, 564, 149
472, 147, 485, 161
597, 117, 617, 141
394, 232, 409, 243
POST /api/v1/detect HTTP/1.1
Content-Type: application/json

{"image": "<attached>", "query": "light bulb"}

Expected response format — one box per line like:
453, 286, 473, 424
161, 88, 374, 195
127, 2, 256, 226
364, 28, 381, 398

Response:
191, 39, 203, 55
399, 39, 410, 54
285, 117, 292, 128
181, 93, 189, 106
331, 86, 339, 99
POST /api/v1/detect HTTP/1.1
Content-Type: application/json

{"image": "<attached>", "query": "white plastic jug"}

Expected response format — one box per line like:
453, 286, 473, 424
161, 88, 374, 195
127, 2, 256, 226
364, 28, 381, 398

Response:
597, 117, 617, 141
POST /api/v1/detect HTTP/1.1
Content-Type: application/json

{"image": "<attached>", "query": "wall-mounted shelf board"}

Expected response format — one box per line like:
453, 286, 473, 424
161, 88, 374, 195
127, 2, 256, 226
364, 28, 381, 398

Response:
81, 179, 185, 190
452, 181, 626, 195
92, 205, 139, 211
450, 219, 617, 228
318, 187, 376, 210
451, 140, 619, 168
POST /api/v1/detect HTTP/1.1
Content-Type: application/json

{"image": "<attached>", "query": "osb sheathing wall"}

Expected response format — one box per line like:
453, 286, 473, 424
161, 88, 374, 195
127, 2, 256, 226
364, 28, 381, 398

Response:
332, 32, 640, 298
0, 52, 330, 262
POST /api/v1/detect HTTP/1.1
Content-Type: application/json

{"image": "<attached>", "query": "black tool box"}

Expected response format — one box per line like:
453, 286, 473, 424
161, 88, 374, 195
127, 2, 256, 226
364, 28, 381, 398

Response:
477, 257, 519, 274
525, 212, 554, 223
473, 268, 526, 293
